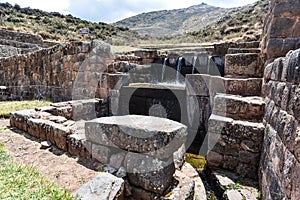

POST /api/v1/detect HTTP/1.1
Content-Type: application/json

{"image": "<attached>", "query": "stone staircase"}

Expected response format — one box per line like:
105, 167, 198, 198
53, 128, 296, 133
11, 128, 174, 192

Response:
205, 47, 266, 199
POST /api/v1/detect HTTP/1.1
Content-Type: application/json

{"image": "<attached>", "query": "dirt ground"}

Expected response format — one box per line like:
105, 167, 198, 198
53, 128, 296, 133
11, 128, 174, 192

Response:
0, 119, 100, 193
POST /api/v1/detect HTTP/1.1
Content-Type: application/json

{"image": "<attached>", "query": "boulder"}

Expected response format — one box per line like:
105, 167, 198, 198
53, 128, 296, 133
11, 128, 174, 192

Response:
73, 173, 124, 200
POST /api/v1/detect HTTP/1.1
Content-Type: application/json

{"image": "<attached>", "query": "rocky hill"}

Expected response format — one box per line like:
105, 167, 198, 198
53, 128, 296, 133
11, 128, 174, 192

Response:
114, 0, 269, 42
188, 0, 269, 42
0, 2, 142, 45
114, 3, 233, 37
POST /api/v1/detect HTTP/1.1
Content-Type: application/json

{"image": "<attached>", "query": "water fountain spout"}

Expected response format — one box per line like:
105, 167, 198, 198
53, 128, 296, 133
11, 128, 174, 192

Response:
161, 58, 168, 82
176, 57, 183, 83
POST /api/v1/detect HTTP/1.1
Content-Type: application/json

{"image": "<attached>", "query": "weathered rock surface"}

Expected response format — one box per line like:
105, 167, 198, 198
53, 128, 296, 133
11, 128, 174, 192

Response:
73, 173, 124, 200
225, 53, 262, 77
85, 115, 187, 159
213, 94, 265, 121
124, 152, 175, 195
261, 0, 300, 61
260, 47, 300, 200
167, 162, 207, 200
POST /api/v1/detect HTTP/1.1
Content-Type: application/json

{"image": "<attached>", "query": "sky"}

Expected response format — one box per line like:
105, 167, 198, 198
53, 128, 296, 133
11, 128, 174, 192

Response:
0, 0, 258, 23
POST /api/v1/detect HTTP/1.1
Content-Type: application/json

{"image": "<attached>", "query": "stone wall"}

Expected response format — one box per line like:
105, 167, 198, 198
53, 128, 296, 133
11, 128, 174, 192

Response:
260, 0, 300, 62
0, 40, 113, 102
260, 48, 300, 200
0, 29, 44, 45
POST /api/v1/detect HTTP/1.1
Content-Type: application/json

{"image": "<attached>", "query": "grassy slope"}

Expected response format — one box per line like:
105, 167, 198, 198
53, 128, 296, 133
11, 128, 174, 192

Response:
0, 142, 74, 199
0, 2, 142, 45
0, 100, 51, 118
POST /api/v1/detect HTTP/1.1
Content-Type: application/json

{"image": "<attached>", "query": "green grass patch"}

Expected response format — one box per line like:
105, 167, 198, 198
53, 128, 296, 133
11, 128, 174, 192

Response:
186, 153, 206, 170
0, 143, 75, 199
0, 100, 51, 118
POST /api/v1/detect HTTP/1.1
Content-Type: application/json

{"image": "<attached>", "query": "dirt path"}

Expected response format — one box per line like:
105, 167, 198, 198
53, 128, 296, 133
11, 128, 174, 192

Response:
0, 119, 99, 193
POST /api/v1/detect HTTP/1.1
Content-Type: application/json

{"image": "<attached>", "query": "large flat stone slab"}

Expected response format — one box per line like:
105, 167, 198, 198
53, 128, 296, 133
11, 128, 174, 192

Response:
73, 173, 124, 200
85, 115, 187, 158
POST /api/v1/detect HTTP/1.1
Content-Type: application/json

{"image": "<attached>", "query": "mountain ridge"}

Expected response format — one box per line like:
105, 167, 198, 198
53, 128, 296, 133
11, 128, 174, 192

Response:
114, 3, 236, 36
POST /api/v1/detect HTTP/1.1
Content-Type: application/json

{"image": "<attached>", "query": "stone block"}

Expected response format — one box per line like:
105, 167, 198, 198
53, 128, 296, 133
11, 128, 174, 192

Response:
286, 49, 300, 84
106, 73, 129, 90
10, 109, 37, 132
266, 38, 300, 60
73, 173, 124, 200
213, 94, 265, 121
91, 143, 111, 164
53, 125, 72, 151
223, 77, 262, 96
206, 151, 223, 168
185, 74, 210, 96
225, 53, 262, 77
85, 115, 187, 159
109, 152, 126, 169
27, 118, 55, 140
264, 62, 273, 81
186, 95, 211, 129
67, 134, 91, 158
124, 152, 175, 195
269, 17, 298, 38
273, 1, 300, 17
270, 57, 284, 81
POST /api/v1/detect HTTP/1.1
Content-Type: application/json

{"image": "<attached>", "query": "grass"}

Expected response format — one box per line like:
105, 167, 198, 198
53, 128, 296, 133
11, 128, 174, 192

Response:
0, 143, 75, 199
0, 100, 51, 118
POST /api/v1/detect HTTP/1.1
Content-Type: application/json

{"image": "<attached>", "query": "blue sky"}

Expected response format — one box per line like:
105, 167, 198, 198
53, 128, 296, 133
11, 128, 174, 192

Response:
0, 0, 258, 23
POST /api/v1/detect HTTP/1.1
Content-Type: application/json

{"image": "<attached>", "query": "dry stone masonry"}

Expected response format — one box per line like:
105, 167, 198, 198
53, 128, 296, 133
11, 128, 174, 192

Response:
3, 0, 300, 198
260, 49, 300, 200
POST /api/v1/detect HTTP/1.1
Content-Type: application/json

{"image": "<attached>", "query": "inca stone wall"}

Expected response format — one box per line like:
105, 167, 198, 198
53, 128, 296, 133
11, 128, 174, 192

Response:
0, 40, 113, 102
260, 48, 300, 200
260, 0, 300, 62
259, 0, 300, 199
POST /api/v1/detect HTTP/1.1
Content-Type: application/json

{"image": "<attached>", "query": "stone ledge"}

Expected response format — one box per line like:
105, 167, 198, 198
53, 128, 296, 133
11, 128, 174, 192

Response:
213, 94, 265, 121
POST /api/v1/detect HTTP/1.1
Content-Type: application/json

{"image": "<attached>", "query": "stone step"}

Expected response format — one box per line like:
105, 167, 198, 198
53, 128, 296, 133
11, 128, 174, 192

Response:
227, 48, 261, 54
186, 74, 262, 97
213, 94, 265, 121
225, 53, 263, 78
205, 114, 265, 179
204, 168, 259, 200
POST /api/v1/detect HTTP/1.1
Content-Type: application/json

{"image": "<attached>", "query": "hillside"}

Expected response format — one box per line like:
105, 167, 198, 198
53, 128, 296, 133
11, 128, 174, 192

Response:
0, 1, 269, 47
114, 0, 269, 43
114, 3, 234, 37
0, 2, 142, 45
188, 0, 269, 42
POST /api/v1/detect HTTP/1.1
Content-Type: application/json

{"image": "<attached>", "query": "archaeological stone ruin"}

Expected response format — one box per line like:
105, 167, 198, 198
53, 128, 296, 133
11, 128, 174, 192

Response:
1, 0, 300, 199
